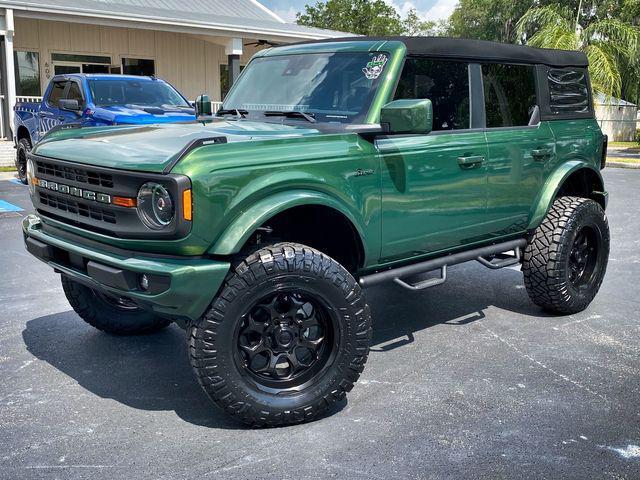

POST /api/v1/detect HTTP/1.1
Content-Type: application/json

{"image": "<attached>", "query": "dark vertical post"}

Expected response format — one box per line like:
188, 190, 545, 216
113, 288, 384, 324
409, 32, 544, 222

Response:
228, 54, 240, 89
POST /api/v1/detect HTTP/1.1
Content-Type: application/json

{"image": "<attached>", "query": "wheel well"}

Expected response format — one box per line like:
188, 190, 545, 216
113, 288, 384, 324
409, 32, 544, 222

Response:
241, 205, 365, 272
17, 126, 31, 143
556, 168, 605, 209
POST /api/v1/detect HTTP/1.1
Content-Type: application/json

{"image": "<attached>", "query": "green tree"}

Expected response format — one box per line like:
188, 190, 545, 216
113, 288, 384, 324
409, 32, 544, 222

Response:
402, 8, 438, 36
516, 2, 640, 97
296, 0, 404, 35
447, 0, 536, 42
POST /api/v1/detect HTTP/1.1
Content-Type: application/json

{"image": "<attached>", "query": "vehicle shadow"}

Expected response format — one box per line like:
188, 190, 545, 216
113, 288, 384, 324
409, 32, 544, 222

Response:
21, 262, 548, 429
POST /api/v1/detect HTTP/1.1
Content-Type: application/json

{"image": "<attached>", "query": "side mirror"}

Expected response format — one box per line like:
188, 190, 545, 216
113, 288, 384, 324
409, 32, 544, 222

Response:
59, 98, 81, 113
380, 99, 432, 135
195, 94, 212, 117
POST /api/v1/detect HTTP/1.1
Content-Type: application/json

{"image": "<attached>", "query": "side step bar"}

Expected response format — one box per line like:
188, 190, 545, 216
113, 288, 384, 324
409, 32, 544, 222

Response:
359, 238, 527, 290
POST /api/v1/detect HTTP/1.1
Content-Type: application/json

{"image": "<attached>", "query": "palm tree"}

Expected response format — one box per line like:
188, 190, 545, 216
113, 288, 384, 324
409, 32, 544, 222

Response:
516, 0, 640, 98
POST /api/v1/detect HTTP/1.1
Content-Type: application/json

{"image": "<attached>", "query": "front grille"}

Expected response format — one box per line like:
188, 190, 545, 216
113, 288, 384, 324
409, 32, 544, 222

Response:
39, 191, 117, 224
36, 160, 114, 189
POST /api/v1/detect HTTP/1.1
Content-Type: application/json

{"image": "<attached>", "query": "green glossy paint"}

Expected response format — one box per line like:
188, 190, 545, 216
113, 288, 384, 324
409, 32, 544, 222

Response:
24, 39, 607, 319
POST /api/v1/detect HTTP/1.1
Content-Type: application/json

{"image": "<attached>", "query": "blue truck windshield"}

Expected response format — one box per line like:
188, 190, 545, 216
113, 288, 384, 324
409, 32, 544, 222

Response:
88, 79, 191, 108
222, 52, 389, 123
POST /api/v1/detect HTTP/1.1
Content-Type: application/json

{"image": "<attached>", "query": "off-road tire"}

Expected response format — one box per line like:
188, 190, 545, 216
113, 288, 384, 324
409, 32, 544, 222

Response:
16, 137, 32, 185
189, 242, 372, 427
61, 275, 172, 334
522, 196, 609, 314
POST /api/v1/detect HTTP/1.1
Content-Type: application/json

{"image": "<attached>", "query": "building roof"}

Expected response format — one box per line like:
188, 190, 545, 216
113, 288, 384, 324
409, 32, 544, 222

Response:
2, 0, 347, 40
595, 93, 637, 107
294, 36, 589, 67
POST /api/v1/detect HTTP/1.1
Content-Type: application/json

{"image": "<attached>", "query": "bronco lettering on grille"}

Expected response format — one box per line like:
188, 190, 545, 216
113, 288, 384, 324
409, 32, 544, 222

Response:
37, 179, 112, 204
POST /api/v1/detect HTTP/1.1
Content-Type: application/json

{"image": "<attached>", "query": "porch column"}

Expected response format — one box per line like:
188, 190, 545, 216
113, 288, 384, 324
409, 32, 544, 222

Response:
3, 8, 15, 137
225, 38, 243, 91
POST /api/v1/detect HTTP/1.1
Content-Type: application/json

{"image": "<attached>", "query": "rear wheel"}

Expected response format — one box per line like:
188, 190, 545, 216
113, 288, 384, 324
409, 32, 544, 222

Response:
522, 196, 609, 314
61, 275, 172, 334
189, 243, 372, 427
16, 137, 32, 185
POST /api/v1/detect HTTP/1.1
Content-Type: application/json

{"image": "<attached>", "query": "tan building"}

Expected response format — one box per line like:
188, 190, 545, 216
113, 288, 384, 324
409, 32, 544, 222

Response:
0, 0, 344, 139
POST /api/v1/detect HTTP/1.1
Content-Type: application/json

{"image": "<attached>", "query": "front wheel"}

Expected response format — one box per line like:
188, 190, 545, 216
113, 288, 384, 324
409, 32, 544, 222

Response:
522, 196, 610, 314
16, 137, 32, 185
189, 243, 372, 427
61, 275, 172, 334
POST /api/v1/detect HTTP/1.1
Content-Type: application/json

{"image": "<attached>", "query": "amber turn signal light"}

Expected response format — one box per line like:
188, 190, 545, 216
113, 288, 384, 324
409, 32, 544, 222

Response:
182, 189, 192, 221
112, 196, 137, 208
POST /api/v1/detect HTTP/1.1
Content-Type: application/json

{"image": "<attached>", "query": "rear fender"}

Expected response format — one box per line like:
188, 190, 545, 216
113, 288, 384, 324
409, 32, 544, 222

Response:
527, 160, 605, 230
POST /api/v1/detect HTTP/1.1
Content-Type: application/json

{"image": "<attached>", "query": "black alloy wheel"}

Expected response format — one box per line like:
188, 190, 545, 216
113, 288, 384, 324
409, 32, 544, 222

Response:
235, 290, 337, 391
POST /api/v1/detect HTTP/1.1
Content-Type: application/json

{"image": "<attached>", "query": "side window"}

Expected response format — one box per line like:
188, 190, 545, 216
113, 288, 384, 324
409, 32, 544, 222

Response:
395, 58, 470, 131
67, 81, 83, 105
482, 64, 537, 127
548, 68, 589, 114
46, 81, 67, 107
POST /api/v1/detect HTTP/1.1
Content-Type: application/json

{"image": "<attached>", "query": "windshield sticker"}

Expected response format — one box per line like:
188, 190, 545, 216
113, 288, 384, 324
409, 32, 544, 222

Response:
362, 54, 388, 80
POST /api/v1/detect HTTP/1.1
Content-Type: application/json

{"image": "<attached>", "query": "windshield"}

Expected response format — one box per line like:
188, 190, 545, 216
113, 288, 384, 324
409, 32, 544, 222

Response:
88, 79, 191, 108
222, 52, 389, 123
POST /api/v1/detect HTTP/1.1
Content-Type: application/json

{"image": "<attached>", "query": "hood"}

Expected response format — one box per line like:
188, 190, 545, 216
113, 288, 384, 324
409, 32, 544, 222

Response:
92, 104, 195, 124
32, 120, 323, 173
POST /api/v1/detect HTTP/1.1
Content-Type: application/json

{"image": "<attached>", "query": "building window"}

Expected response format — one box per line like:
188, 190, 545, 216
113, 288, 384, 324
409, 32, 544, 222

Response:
122, 58, 155, 76
14, 51, 41, 96
220, 64, 245, 100
482, 63, 537, 127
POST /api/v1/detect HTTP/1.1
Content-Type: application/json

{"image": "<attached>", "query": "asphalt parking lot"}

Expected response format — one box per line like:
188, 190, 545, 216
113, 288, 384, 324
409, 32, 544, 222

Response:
0, 169, 638, 479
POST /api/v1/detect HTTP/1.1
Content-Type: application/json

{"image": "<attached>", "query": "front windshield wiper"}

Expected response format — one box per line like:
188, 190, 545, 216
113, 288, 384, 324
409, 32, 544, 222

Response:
264, 110, 316, 123
215, 108, 247, 118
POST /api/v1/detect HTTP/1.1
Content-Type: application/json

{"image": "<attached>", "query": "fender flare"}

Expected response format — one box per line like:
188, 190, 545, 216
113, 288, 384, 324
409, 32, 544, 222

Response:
527, 160, 604, 230
208, 189, 367, 257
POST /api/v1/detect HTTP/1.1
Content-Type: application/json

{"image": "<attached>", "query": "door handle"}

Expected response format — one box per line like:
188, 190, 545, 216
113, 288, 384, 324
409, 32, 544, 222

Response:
531, 148, 552, 160
457, 155, 485, 169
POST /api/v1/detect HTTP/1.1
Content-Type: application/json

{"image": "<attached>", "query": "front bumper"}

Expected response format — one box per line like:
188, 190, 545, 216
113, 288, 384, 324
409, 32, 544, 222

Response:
22, 214, 230, 321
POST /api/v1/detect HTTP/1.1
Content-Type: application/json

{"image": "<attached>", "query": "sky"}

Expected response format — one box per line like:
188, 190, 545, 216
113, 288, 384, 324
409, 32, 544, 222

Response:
260, 0, 458, 24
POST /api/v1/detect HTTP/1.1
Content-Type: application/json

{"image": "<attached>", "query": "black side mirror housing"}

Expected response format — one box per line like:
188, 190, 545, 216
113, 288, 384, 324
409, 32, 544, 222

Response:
59, 98, 81, 113
195, 94, 212, 117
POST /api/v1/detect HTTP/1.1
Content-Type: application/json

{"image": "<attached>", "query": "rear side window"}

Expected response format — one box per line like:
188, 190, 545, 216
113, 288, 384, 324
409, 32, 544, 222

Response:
482, 64, 537, 127
547, 68, 589, 114
395, 58, 470, 131
46, 81, 66, 107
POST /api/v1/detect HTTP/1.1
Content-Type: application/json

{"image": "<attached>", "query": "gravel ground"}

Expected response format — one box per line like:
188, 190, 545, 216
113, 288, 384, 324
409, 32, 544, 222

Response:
0, 169, 638, 480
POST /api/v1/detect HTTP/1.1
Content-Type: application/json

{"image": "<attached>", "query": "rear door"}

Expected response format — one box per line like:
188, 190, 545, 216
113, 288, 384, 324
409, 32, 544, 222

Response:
378, 57, 489, 263
481, 63, 555, 236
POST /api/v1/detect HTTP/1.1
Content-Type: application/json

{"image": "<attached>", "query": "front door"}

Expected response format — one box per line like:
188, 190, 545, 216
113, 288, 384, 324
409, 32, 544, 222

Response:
378, 57, 489, 262
481, 63, 553, 236
37, 80, 67, 140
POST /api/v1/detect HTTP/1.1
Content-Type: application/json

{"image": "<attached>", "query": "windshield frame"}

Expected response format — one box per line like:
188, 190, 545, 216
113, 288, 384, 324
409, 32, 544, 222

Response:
87, 78, 192, 109
220, 46, 405, 125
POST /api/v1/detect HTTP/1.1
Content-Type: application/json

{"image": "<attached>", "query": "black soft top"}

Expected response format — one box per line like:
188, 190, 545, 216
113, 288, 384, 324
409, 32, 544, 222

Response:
295, 36, 589, 68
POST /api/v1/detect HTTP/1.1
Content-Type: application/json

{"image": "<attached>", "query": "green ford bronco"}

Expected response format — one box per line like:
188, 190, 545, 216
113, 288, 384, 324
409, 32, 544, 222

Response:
23, 37, 609, 426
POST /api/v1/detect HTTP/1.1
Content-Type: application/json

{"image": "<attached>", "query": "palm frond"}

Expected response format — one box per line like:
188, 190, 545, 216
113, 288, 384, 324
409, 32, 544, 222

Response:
584, 19, 640, 55
516, 5, 573, 41
584, 43, 622, 97
527, 23, 579, 50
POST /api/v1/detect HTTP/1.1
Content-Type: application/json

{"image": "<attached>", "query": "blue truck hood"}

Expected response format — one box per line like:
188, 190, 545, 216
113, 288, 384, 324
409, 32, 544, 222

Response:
93, 105, 195, 125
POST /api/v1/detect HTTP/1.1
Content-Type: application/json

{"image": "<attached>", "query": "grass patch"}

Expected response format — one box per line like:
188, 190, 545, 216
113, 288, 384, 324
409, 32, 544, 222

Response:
0, 166, 16, 172
608, 156, 640, 164
609, 141, 639, 149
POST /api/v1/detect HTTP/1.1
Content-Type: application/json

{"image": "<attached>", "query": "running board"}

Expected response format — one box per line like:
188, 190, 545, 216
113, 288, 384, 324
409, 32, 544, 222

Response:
359, 239, 527, 290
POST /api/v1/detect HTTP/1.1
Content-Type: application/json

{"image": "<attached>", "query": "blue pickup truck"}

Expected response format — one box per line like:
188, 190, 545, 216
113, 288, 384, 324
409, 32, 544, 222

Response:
14, 74, 195, 183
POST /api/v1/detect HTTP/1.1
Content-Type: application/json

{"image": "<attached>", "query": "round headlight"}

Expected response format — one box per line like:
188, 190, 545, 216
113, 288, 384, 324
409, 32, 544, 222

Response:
137, 182, 175, 229
27, 157, 35, 195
